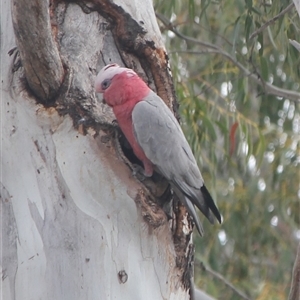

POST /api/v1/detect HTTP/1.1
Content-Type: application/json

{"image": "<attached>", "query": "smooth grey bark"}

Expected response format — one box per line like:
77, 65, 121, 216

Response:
1, 0, 199, 299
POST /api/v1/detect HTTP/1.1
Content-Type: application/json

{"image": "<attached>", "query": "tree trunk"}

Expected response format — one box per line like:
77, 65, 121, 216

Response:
1, 1, 195, 299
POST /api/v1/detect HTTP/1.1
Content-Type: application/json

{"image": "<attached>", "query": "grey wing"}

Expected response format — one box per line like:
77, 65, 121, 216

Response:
132, 91, 221, 225
132, 91, 200, 184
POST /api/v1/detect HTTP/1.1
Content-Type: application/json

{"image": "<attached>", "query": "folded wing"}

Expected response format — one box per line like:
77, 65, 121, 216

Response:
132, 91, 221, 234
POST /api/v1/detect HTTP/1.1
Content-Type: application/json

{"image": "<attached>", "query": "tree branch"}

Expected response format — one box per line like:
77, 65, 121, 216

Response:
290, 0, 300, 55
289, 243, 300, 300
293, 0, 300, 16
194, 288, 216, 300
289, 39, 300, 52
196, 261, 252, 300
249, 3, 294, 40
11, 0, 64, 103
156, 13, 219, 51
156, 13, 300, 103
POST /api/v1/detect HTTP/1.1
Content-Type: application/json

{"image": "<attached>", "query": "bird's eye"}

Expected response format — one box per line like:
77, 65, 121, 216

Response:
101, 79, 111, 90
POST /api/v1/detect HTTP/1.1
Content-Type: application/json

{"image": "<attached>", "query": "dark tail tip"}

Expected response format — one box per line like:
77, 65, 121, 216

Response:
201, 185, 222, 224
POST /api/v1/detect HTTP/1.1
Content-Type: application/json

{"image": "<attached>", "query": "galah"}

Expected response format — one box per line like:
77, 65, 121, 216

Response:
95, 63, 221, 235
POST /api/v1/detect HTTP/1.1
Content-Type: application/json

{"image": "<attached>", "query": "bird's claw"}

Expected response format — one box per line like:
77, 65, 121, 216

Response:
8, 47, 18, 56
132, 164, 148, 181
112, 119, 119, 127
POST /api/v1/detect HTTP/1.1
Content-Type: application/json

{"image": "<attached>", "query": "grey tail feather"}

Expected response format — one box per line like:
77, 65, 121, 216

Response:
170, 182, 205, 235
183, 196, 204, 236
200, 185, 222, 224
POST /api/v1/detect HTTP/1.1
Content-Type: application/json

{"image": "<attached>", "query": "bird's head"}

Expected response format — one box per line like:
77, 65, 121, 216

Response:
95, 64, 149, 107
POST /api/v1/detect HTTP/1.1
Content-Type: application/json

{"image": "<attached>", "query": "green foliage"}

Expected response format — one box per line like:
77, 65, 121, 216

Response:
155, 0, 300, 299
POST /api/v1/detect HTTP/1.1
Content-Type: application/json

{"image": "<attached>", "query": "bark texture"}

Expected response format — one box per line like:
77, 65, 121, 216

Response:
11, 0, 64, 102
2, 0, 195, 299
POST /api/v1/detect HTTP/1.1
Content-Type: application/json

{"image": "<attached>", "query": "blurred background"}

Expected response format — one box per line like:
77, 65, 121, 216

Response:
154, 1, 300, 299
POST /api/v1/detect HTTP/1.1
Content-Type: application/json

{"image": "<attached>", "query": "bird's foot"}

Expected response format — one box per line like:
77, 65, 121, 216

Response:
132, 164, 149, 181
112, 119, 119, 127
8, 47, 18, 56
8, 47, 22, 72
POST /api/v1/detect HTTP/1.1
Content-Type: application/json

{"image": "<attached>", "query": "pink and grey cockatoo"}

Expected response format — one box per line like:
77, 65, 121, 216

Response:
95, 63, 221, 235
